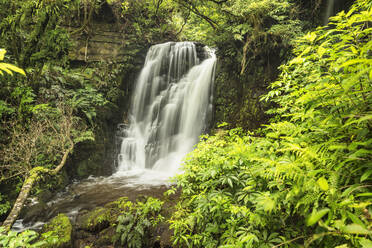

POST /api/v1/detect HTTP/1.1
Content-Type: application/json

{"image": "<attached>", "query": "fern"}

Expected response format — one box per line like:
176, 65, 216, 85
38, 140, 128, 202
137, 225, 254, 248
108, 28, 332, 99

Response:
114, 197, 163, 248
170, 1, 372, 247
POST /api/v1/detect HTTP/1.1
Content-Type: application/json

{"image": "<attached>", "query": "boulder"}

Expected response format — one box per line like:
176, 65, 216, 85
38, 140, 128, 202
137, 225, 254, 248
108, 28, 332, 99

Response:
40, 214, 72, 248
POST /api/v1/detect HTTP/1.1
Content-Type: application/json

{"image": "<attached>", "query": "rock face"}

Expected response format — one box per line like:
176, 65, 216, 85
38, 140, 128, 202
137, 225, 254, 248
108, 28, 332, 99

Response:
68, 1, 130, 63
64, 2, 146, 178
69, 25, 130, 63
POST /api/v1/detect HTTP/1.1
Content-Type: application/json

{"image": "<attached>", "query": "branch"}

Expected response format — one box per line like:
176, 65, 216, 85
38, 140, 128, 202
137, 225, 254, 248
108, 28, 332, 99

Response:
53, 137, 74, 175
176, 10, 190, 36
178, 0, 218, 29
209, 0, 228, 4
271, 236, 304, 248
1, 105, 77, 232
1, 143, 73, 232
1, 167, 47, 232
240, 36, 251, 75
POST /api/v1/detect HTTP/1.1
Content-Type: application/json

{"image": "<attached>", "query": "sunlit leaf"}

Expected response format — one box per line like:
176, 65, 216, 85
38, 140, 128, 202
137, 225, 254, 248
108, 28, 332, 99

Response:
317, 177, 329, 191
306, 208, 330, 226
342, 224, 372, 235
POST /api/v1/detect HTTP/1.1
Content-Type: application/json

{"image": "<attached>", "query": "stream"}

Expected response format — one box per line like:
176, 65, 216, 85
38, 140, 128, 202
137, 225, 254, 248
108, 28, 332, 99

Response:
13, 170, 173, 232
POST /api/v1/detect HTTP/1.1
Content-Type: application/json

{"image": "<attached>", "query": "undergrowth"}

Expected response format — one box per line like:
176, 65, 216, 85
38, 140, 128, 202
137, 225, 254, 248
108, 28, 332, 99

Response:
169, 0, 372, 247
114, 197, 164, 248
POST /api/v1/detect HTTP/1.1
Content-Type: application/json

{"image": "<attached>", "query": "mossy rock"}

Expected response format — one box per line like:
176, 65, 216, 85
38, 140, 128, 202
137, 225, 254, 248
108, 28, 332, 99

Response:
76, 197, 132, 234
40, 214, 72, 248
96, 226, 116, 246
77, 207, 113, 232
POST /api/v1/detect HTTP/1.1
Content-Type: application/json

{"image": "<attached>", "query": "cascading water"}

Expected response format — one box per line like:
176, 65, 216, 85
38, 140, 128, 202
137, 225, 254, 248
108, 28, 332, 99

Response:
116, 42, 216, 179
12, 42, 216, 232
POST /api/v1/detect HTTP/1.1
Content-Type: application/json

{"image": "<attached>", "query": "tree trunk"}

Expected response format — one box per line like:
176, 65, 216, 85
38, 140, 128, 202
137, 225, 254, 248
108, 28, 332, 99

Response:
1, 142, 73, 232
1, 176, 36, 231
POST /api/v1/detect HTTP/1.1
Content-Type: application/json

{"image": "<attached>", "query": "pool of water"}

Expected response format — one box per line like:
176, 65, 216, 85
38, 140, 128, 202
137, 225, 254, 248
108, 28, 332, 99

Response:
13, 169, 175, 232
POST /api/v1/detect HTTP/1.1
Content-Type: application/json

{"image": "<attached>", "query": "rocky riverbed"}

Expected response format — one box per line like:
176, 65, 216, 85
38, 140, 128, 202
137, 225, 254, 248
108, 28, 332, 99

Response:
15, 171, 180, 248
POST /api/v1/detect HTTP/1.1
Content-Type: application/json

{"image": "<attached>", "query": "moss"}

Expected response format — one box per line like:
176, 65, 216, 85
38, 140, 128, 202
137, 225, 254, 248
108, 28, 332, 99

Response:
40, 214, 72, 248
96, 226, 116, 246
78, 207, 113, 232
77, 197, 133, 234
105, 196, 132, 210
74, 193, 177, 246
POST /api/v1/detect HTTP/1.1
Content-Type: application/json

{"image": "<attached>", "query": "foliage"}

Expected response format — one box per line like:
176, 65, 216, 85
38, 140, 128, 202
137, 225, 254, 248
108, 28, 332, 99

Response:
0, 217, 63, 248
0, 227, 47, 248
0, 63, 106, 221
174, 0, 303, 71
39, 214, 72, 248
0, 103, 93, 182
173, 0, 309, 128
0, 49, 25, 77
170, 1, 372, 247
0, 0, 135, 224
120, 0, 178, 44
0, 193, 11, 216
114, 197, 164, 248
0, 48, 26, 121
0, 0, 72, 68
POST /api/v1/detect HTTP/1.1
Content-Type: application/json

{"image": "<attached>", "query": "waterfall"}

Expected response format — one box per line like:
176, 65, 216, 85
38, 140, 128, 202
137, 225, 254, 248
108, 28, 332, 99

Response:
116, 42, 216, 178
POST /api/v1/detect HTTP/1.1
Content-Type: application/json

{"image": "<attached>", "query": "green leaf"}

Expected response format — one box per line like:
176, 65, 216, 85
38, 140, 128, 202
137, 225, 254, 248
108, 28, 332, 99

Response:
361, 169, 372, 182
341, 224, 371, 235
0, 49, 5, 60
341, 58, 372, 68
359, 238, 372, 248
306, 208, 330, 226
304, 32, 317, 43
3, 63, 25, 76
347, 211, 365, 227
334, 244, 348, 248
0, 63, 26, 76
356, 193, 372, 198
317, 177, 329, 191
227, 178, 233, 188
317, 46, 326, 57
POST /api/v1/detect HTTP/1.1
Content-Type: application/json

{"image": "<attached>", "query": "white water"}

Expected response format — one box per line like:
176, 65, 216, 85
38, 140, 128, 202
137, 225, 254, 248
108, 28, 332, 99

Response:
116, 42, 216, 179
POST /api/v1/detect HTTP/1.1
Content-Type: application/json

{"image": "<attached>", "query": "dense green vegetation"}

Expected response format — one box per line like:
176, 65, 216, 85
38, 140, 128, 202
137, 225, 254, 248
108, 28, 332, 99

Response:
172, 0, 315, 129
0, 0, 371, 247
0, 0, 101, 225
170, 1, 372, 247
114, 197, 164, 248
0, 0, 177, 228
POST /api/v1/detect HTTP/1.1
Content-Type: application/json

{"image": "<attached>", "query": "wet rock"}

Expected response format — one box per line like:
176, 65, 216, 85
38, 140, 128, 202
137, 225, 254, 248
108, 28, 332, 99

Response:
21, 202, 48, 223
154, 223, 174, 248
36, 187, 180, 247
194, 42, 208, 61
96, 226, 115, 246
74, 229, 91, 239
39, 189, 54, 203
